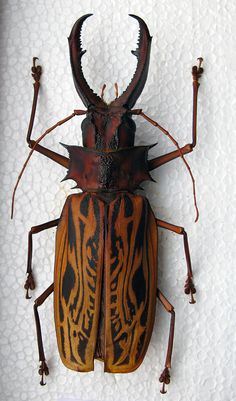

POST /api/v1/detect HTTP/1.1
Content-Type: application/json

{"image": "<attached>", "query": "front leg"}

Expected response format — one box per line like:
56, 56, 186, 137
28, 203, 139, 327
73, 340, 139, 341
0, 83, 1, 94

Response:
134, 58, 204, 170
26, 57, 69, 168
28, 140, 69, 168
148, 143, 193, 170
11, 59, 87, 218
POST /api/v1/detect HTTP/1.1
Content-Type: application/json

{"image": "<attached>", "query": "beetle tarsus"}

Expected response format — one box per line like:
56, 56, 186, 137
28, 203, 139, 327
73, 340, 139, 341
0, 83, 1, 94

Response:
184, 276, 196, 304
190, 291, 196, 304
24, 272, 35, 299
159, 367, 170, 394
31, 57, 42, 83
38, 360, 49, 386
192, 57, 204, 81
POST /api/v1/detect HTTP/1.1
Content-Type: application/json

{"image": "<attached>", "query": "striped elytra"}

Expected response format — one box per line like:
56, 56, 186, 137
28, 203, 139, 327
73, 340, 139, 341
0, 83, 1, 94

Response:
54, 192, 157, 372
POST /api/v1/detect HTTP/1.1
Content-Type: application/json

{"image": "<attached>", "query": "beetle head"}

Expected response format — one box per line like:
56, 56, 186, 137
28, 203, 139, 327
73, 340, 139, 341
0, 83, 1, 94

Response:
68, 14, 152, 150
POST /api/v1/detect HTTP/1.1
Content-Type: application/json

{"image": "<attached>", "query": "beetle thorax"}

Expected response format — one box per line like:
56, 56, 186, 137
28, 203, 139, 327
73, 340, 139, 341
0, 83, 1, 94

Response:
81, 106, 136, 151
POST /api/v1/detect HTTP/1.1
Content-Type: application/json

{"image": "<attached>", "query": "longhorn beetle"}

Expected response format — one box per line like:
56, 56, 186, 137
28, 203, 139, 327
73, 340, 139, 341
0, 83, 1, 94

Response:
12, 14, 203, 393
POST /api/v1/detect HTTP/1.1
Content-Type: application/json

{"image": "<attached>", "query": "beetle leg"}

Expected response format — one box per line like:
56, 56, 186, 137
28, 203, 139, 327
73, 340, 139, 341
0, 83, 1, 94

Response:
28, 140, 69, 168
136, 58, 204, 170
156, 219, 196, 303
25, 58, 86, 169
34, 283, 54, 385
25, 219, 59, 299
25, 58, 69, 168
26, 57, 42, 144
148, 144, 193, 170
191, 57, 204, 148
137, 112, 199, 221
157, 289, 175, 394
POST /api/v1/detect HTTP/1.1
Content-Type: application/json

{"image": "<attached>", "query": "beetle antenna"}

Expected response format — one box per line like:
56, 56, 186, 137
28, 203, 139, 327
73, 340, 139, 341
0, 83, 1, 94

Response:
11, 110, 87, 219
130, 110, 199, 222
114, 83, 119, 98
101, 83, 106, 100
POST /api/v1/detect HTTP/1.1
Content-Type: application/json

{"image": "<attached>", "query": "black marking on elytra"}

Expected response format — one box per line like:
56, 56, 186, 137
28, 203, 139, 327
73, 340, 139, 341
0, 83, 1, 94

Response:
126, 295, 136, 322
111, 307, 117, 317
110, 197, 123, 274
86, 196, 100, 272
80, 193, 90, 217
117, 355, 130, 366
111, 294, 117, 304
111, 311, 122, 337
126, 320, 136, 359
127, 221, 133, 245
93, 196, 101, 243
140, 298, 149, 327
69, 277, 80, 318
110, 280, 118, 291
62, 262, 75, 305
132, 262, 146, 308
79, 219, 85, 259
77, 332, 88, 364
59, 300, 64, 322
74, 196, 101, 326
140, 206, 150, 328
68, 205, 76, 251
134, 200, 146, 251
136, 330, 146, 361
71, 218, 85, 326
87, 309, 93, 320
124, 194, 134, 217
88, 281, 96, 293
86, 267, 93, 277
81, 310, 93, 337
60, 326, 66, 358
89, 295, 95, 310
113, 332, 128, 364
58, 232, 67, 322
67, 318, 77, 363
114, 319, 122, 335
126, 220, 133, 268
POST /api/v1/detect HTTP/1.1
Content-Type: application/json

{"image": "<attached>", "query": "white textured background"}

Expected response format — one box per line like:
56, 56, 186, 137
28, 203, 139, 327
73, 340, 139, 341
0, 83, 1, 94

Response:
0, 0, 235, 400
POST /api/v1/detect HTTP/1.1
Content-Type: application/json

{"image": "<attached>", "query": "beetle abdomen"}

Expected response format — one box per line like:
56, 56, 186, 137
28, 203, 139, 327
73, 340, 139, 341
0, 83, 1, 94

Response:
54, 192, 157, 373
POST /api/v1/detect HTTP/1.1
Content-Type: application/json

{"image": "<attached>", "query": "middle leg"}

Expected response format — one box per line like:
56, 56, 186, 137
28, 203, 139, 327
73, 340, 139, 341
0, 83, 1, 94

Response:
156, 219, 196, 303
25, 218, 59, 299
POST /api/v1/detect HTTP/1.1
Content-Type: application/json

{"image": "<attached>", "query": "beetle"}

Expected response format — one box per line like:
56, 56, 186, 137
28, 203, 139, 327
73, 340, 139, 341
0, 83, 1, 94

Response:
12, 14, 203, 393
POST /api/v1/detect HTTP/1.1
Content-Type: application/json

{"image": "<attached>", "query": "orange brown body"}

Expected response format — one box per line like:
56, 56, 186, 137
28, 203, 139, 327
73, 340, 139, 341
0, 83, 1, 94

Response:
20, 13, 203, 393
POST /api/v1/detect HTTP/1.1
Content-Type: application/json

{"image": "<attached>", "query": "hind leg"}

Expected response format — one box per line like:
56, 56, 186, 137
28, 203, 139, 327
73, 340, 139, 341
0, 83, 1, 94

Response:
34, 283, 54, 385
157, 289, 175, 394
